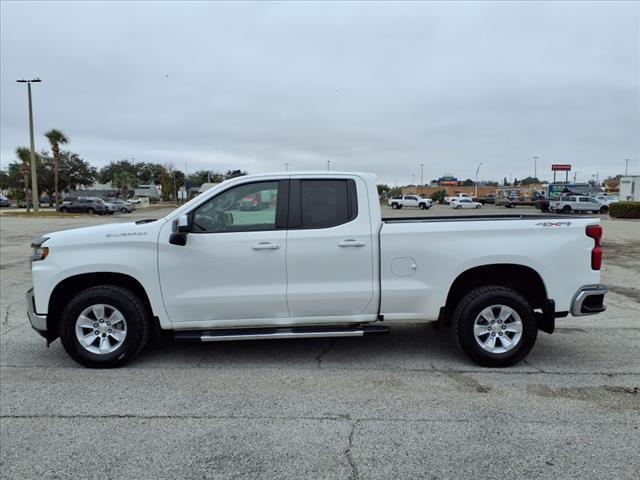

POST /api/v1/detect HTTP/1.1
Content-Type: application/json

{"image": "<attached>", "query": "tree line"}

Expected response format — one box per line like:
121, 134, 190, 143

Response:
0, 130, 247, 204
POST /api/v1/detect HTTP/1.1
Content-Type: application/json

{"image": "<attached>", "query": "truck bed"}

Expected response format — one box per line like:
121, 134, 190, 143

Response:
382, 214, 584, 223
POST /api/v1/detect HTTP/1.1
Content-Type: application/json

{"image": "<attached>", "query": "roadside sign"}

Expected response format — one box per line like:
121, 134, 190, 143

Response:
552, 164, 571, 171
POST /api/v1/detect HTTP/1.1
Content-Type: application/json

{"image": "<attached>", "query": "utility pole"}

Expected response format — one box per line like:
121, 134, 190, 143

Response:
420, 163, 424, 196
573, 171, 579, 183
184, 159, 188, 202
173, 171, 178, 206
533, 156, 538, 180
327, 160, 331, 171
475, 162, 483, 198
285, 162, 289, 171
17, 78, 42, 213
625, 159, 629, 176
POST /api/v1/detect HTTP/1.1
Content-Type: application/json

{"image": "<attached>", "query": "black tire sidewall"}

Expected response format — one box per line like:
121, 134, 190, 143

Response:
455, 288, 537, 367
60, 286, 148, 367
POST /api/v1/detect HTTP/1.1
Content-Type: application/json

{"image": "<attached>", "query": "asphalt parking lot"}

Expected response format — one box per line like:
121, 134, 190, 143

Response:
1, 205, 639, 479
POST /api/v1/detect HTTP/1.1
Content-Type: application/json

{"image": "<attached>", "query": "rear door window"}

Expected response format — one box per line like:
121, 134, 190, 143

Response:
297, 179, 358, 229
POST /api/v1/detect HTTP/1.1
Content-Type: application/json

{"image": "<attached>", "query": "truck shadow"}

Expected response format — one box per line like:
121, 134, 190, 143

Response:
140, 322, 467, 369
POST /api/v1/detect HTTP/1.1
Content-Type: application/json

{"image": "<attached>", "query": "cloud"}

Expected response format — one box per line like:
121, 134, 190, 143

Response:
1, 1, 638, 184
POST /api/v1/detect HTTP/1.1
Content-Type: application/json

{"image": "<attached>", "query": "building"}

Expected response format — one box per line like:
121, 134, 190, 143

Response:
619, 176, 640, 201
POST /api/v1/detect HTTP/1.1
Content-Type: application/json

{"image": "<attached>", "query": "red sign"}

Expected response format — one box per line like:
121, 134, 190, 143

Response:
552, 164, 571, 171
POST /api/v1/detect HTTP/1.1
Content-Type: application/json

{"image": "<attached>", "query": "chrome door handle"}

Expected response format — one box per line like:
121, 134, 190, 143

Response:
252, 242, 280, 250
337, 239, 366, 247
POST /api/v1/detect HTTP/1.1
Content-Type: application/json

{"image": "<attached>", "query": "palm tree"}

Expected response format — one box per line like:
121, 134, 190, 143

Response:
112, 170, 138, 199
44, 129, 69, 206
15, 147, 31, 212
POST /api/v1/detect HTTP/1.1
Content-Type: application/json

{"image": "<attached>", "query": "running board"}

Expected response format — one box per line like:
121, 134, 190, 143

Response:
173, 325, 390, 343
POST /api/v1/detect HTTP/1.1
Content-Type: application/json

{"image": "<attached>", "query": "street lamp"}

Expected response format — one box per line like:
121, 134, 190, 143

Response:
16, 78, 42, 213
420, 163, 424, 196
625, 159, 629, 176
533, 156, 538, 180
285, 162, 289, 171
327, 160, 331, 171
475, 162, 483, 198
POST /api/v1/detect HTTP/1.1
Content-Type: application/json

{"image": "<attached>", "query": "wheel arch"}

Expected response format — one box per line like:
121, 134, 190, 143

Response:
46, 272, 155, 343
439, 264, 549, 328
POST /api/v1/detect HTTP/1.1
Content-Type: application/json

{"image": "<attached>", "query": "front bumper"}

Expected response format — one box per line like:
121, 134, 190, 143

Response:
571, 285, 607, 316
26, 288, 47, 338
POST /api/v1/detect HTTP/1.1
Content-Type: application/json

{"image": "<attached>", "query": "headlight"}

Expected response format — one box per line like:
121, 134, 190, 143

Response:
30, 237, 50, 263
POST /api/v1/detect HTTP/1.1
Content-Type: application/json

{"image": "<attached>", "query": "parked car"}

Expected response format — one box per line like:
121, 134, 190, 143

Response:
550, 195, 604, 214
444, 193, 471, 205
451, 198, 482, 209
0, 194, 11, 207
27, 171, 607, 368
387, 195, 432, 209
477, 193, 495, 205
104, 199, 136, 214
57, 197, 107, 215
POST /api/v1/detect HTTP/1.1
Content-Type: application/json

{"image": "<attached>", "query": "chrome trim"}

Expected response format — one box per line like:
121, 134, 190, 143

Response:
571, 285, 607, 316
200, 329, 364, 342
26, 288, 47, 331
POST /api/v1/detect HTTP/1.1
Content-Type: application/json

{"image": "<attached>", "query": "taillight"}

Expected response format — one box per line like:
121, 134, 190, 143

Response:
586, 225, 602, 270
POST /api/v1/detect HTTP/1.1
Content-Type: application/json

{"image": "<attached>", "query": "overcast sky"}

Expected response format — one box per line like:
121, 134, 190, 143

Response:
1, 1, 638, 185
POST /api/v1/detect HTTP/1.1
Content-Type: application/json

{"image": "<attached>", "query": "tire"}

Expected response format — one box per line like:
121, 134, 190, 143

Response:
600, 206, 608, 214
562, 205, 571, 214
87, 208, 94, 214
59, 207, 68, 213
453, 286, 537, 367
455, 205, 461, 209
59, 285, 151, 368
475, 205, 481, 209
121, 208, 128, 213
391, 203, 398, 210
397, 204, 402, 209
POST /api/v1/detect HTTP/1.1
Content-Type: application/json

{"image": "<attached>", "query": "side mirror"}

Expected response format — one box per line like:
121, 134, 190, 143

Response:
170, 214, 190, 246
172, 214, 191, 233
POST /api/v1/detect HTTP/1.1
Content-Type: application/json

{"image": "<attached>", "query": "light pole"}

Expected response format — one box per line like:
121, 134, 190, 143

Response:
625, 159, 629, 176
327, 160, 331, 171
573, 171, 579, 183
411, 173, 415, 186
285, 162, 289, 171
420, 163, 424, 196
475, 162, 483, 198
533, 156, 538, 180
17, 78, 42, 213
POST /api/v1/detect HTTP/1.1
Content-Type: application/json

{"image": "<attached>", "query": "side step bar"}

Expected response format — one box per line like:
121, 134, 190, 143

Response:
173, 325, 390, 343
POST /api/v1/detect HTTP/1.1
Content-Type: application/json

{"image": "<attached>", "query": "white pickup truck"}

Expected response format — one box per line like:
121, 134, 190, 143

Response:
387, 195, 433, 210
27, 172, 607, 368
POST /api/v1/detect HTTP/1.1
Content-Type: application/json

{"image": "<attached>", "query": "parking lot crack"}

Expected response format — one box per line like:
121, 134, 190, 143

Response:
2, 301, 19, 326
344, 420, 360, 480
316, 339, 335, 366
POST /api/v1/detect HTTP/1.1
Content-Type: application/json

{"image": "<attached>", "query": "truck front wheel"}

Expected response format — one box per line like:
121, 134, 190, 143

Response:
59, 285, 151, 368
453, 286, 537, 367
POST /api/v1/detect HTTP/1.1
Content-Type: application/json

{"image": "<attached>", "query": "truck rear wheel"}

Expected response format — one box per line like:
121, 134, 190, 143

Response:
453, 286, 537, 367
59, 285, 151, 368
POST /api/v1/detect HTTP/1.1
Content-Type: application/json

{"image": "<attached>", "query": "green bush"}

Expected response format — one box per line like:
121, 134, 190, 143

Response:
609, 201, 640, 219
431, 189, 447, 204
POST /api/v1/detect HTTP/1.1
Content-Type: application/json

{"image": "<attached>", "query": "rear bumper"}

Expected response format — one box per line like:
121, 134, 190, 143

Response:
571, 285, 607, 316
26, 288, 47, 338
